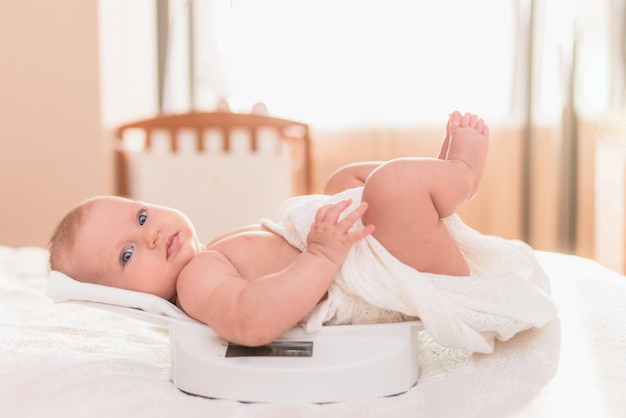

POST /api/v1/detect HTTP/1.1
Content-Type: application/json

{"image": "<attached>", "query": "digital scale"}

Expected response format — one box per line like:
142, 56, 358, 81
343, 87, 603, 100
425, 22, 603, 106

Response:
46, 271, 420, 403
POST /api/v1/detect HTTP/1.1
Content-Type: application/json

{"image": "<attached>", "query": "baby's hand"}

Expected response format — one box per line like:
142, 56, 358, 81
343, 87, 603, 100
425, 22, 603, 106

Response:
306, 199, 375, 267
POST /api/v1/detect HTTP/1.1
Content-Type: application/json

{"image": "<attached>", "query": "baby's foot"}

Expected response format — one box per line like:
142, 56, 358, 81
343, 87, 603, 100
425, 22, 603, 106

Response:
445, 111, 490, 198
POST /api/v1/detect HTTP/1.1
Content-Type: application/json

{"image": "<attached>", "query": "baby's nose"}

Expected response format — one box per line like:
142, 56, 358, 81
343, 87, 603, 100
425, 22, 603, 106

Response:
146, 227, 160, 248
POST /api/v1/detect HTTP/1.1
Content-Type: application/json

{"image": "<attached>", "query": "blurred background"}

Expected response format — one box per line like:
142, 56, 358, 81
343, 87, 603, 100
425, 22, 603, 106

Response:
1, 0, 625, 273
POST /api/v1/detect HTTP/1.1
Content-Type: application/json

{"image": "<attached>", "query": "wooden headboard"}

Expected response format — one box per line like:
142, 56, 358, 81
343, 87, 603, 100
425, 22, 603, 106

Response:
114, 111, 312, 197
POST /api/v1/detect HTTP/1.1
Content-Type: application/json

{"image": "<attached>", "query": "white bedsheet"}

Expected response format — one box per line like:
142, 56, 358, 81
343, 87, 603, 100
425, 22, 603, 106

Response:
1, 245, 625, 418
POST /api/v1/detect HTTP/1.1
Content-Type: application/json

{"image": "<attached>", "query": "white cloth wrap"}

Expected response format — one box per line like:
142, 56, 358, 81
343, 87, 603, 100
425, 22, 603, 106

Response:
261, 187, 558, 354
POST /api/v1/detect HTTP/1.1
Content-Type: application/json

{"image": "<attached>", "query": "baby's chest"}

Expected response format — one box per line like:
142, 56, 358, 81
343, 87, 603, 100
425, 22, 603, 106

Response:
216, 232, 301, 281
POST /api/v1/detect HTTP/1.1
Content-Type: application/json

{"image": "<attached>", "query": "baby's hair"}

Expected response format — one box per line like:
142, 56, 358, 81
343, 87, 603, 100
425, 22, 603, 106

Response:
48, 198, 95, 275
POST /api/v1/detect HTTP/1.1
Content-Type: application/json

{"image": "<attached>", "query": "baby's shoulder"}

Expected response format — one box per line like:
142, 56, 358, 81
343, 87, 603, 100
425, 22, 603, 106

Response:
204, 224, 265, 247
176, 249, 241, 300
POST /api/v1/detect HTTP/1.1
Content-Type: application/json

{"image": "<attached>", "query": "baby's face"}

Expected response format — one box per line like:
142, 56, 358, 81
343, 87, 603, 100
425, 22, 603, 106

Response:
73, 197, 203, 300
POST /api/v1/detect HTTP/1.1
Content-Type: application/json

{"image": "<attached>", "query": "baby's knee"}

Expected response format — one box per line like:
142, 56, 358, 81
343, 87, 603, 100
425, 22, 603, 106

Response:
363, 159, 431, 203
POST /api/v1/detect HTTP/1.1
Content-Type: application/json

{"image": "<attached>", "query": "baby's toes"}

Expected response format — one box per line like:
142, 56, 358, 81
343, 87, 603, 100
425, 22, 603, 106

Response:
450, 112, 462, 129
462, 112, 474, 127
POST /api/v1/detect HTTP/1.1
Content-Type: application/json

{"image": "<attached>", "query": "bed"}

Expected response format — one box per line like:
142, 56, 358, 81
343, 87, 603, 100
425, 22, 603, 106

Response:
2, 245, 625, 418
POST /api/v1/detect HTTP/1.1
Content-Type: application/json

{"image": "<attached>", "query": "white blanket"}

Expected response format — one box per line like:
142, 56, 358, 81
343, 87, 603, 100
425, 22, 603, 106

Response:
262, 187, 559, 353
1, 245, 626, 418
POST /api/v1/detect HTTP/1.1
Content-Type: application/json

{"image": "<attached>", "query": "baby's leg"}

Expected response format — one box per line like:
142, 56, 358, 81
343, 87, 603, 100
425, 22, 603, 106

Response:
436, 114, 452, 160
361, 112, 489, 276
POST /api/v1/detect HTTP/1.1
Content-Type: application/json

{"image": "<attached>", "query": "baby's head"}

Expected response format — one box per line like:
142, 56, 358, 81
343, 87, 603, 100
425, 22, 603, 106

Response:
49, 196, 203, 301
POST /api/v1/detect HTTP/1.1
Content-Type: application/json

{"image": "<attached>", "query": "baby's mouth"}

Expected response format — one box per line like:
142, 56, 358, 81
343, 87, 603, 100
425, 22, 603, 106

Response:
166, 233, 180, 259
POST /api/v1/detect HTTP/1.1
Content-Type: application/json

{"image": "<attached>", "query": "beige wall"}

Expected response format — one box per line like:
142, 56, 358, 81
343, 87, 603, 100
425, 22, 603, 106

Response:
0, 1, 111, 247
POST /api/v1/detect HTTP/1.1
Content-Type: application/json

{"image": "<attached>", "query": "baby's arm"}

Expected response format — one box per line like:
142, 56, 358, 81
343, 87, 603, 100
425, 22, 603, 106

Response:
176, 200, 375, 347
323, 162, 383, 195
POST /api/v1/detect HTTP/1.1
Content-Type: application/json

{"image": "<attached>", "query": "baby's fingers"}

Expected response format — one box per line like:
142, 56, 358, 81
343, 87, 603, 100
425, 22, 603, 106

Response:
315, 199, 353, 223
338, 201, 369, 229
349, 223, 375, 243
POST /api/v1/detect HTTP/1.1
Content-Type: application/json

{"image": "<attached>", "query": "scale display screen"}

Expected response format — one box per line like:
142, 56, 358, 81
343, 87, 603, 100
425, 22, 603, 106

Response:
225, 341, 313, 357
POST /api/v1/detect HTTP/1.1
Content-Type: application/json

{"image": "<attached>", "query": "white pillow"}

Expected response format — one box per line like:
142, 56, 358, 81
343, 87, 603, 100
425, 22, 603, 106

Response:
46, 270, 194, 322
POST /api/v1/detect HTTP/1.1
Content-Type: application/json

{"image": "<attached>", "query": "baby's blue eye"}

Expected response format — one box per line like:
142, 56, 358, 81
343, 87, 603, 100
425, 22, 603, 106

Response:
138, 210, 147, 226
121, 247, 134, 265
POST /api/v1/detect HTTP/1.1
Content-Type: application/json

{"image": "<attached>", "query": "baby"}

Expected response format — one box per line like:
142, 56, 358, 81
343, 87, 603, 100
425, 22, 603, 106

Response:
49, 112, 558, 353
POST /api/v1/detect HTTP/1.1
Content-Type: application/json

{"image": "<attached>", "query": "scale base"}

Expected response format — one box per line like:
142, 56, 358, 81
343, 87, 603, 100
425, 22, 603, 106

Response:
170, 321, 420, 403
